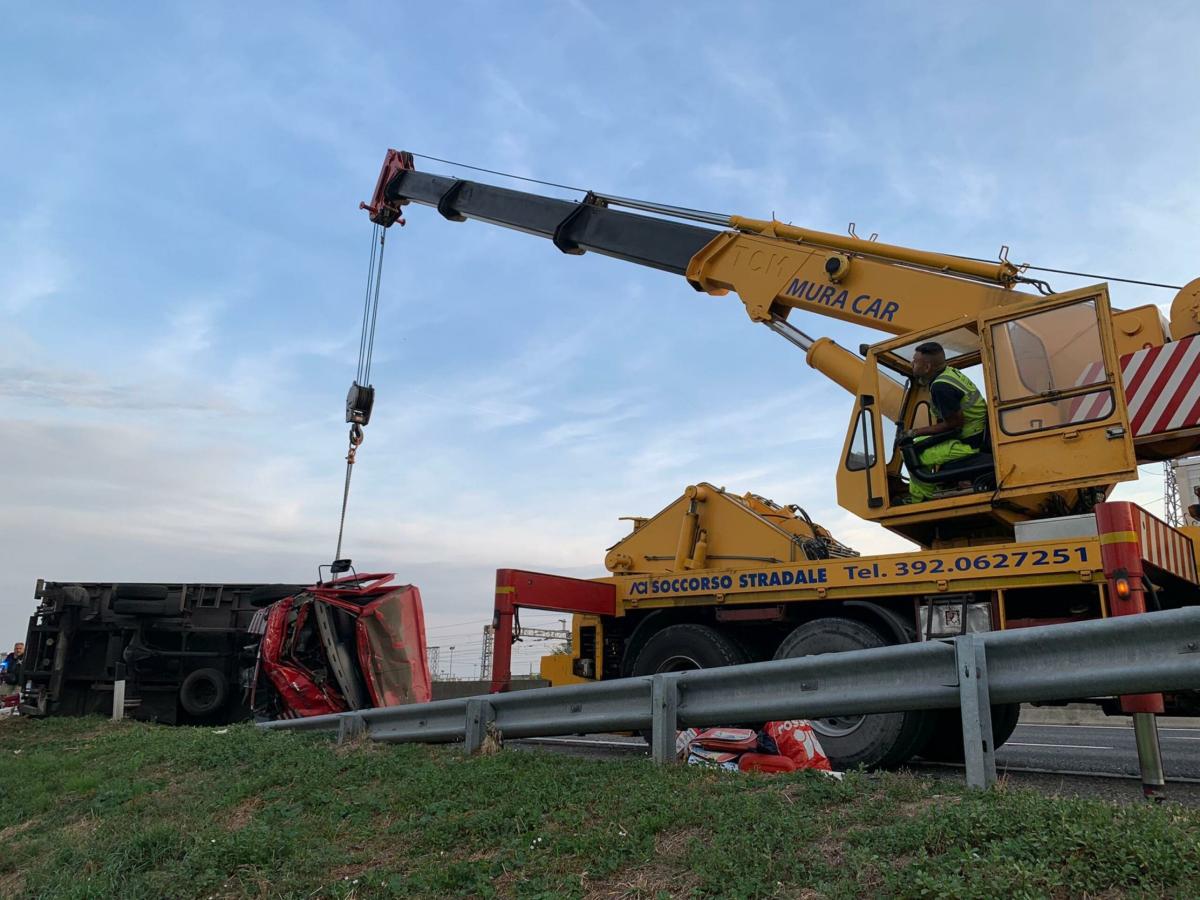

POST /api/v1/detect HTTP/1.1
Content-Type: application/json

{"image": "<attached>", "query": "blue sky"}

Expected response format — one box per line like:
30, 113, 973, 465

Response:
3, 2, 1197, 675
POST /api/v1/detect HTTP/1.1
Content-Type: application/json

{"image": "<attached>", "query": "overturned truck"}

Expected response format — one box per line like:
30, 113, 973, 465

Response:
19, 573, 430, 724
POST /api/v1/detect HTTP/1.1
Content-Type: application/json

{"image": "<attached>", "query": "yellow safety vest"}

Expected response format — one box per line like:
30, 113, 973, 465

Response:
931, 366, 987, 440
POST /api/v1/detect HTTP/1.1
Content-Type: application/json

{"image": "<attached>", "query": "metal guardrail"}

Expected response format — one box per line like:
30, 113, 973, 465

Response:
260, 608, 1200, 788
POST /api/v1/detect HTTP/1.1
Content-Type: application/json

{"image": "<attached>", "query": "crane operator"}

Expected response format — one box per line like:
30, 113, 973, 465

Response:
901, 342, 989, 502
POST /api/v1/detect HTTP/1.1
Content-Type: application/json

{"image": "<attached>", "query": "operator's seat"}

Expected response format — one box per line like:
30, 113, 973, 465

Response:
899, 429, 996, 491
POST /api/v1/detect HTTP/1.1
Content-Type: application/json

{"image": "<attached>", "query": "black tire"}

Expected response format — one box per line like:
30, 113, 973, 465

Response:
630, 623, 749, 676
918, 701, 1021, 763
246, 585, 305, 608
115, 584, 169, 601
113, 598, 176, 617
773, 618, 933, 770
630, 624, 750, 742
179, 668, 229, 717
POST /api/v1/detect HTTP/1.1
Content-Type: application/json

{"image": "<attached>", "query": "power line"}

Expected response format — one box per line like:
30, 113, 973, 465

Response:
425, 614, 575, 632
424, 619, 492, 631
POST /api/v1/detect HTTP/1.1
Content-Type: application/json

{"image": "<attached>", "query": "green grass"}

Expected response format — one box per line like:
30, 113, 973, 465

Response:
2, 717, 1198, 898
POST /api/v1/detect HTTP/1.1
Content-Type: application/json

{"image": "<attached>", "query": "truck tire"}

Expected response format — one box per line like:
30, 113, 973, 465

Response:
773, 618, 932, 770
112, 584, 173, 617
630, 623, 749, 676
630, 624, 750, 742
918, 702, 1021, 762
179, 668, 228, 717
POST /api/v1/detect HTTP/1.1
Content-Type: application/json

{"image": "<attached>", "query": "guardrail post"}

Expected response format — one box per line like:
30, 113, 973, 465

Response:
955, 634, 996, 790
651, 675, 680, 765
111, 662, 126, 723
111, 680, 125, 722
1132, 713, 1166, 802
337, 714, 367, 745
464, 698, 494, 754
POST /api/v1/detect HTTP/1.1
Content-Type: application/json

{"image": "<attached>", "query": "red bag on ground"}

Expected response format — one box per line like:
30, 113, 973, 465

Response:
738, 752, 798, 774
764, 720, 833, 771
693, 727, 759, 753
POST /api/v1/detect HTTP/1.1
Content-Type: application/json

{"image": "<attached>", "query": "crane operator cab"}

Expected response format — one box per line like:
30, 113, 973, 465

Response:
835, 286, 1139, 548
896, 341, 993, 502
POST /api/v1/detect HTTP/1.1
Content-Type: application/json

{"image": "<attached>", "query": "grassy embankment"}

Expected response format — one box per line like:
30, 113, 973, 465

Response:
2, 716, 1198, 898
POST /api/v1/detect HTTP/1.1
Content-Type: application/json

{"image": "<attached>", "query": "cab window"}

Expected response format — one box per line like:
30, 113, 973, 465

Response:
989, 299, 1113, 436
846, 409, 877, 471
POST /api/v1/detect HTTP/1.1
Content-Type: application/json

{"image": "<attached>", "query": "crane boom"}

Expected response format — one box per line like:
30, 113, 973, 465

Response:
363, 149, 1041, 339
363, 152, 719, 274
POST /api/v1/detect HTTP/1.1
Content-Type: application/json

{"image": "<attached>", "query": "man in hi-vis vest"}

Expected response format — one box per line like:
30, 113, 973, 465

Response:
902, 341, 989, 502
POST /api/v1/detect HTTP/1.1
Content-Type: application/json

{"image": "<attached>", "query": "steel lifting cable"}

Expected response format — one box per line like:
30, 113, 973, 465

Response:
333, 224, 388, 566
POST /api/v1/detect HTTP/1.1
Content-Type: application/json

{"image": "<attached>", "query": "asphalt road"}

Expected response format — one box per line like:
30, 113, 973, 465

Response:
993, 722, 1200, 780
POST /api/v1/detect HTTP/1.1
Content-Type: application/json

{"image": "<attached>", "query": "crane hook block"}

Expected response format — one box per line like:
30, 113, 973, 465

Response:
346, 381, 375, 426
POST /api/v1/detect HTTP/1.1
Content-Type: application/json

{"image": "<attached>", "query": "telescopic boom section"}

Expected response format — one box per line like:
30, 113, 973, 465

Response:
362, 149, 718, 275
362, 148, 1033, 336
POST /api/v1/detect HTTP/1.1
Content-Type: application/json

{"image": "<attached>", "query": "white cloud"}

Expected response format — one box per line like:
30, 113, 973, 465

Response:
0, 364, 231, 413
144, 302, 221, 375
563, 0, 607, 31
0, 207, 68, 314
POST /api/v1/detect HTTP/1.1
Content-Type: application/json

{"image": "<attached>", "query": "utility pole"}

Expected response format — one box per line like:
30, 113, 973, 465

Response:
479, 625, 494, 683
1170, 455, 1200, 525
1165, 461, 1182, 526
427, 646, 440, 679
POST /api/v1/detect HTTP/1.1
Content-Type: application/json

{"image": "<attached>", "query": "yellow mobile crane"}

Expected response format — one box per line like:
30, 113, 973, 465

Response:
364, 150, 1200, 768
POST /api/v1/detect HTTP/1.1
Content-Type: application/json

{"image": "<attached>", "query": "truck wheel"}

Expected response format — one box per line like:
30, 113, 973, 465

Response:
112, 584, 173, 616
115, 584, 169, 601
630, 624, 749, 743
179, 668, 228, 717
773, 618, 932, 770
630, 624, 749, 676
918, 702, 1021, 762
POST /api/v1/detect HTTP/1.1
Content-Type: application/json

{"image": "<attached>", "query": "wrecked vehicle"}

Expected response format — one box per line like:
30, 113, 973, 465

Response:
19, 572, 430, 724
254, 573, 431, 719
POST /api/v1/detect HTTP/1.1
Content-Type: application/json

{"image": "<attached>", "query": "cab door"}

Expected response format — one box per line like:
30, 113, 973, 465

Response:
835, 352, 894, 520
979, 285, 1137, 494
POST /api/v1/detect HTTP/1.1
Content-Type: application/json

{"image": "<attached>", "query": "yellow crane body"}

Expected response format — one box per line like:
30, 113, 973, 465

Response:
364, 150, 1200, 769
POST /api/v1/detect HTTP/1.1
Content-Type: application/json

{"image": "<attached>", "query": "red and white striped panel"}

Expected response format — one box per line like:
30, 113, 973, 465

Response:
1120, 334, 1200, 437
1134, 507, 1199, 583
1062, 335, 1200, 436
1065, 360, 1112, 423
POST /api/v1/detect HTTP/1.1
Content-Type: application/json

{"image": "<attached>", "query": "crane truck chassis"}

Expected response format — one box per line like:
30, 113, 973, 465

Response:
486, 494, 1200, 769
361, 149, 1200, 769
